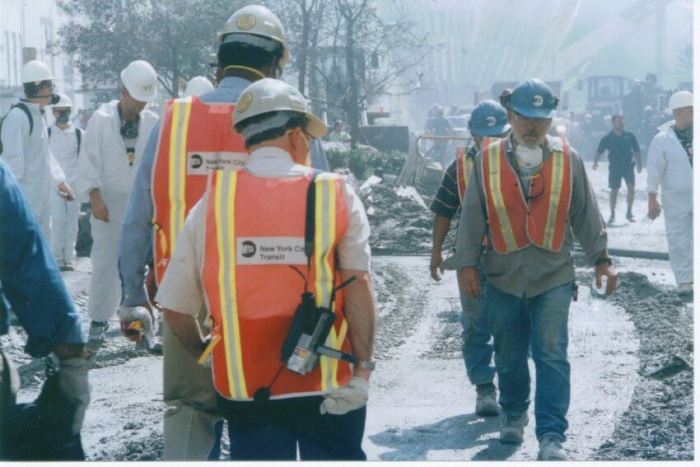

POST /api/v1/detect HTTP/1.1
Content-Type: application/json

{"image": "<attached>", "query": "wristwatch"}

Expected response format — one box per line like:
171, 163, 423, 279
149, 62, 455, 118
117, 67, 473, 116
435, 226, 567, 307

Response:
356, 359, 376, 371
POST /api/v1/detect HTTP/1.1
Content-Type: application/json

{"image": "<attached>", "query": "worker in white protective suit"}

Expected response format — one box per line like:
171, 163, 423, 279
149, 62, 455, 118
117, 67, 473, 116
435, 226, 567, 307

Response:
646, 90, 694, 294
49, 93, 84, 271
0, 60, 75, 239
76, 60, 159, 343
183, 76, 215, 97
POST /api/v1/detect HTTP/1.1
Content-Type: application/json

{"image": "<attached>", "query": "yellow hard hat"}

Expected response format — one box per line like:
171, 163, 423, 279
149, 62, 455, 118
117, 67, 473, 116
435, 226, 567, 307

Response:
219, 5, 289, 71
234, 78, 326, 139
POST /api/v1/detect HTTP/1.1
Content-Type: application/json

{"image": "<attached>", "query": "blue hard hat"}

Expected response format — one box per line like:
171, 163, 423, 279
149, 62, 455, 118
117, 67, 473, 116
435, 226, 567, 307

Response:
468, 100, 510, 137
507, 78, 558, 119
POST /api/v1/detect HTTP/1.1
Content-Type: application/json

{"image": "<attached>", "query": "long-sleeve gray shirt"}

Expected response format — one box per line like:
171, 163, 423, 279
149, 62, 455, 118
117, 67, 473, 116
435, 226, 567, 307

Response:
444, 135, 608, 298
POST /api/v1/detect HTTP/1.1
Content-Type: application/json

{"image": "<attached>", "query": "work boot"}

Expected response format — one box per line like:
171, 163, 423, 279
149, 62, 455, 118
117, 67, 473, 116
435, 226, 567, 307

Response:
88, 320, 109, 344
475, 383, 499, 416
626, 210, 635, 222
499, 411, 528, 444
538, 433, 566, 461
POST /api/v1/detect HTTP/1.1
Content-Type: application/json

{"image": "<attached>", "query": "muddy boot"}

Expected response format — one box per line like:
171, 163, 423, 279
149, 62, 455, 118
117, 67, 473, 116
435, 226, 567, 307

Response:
499, 411, 528, 444
538, 433, 566, 461
475, 383, 499, 416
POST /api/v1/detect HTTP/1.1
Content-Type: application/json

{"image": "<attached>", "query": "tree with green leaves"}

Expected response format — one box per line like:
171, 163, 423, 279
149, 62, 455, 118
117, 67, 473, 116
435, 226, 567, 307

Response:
55, 0, 244, 98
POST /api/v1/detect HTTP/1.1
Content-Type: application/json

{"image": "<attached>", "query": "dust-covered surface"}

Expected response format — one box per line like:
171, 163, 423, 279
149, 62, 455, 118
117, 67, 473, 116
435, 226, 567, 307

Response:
366, 257, 640, 461
589, 271, 694, 460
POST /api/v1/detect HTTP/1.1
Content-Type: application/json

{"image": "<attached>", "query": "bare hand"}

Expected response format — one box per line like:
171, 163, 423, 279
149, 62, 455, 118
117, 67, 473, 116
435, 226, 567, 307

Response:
648, 197, 661, 220
57, 182, 76, 201
430, 251, 444, 282
90, 190, 110, 222
458, 266, 480, 298
595, 263, 618, 295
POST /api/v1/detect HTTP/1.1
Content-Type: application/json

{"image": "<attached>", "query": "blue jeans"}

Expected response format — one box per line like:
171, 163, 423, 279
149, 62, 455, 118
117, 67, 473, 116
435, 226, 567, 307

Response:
487, 281, 573, 441
459, 265, 495, 386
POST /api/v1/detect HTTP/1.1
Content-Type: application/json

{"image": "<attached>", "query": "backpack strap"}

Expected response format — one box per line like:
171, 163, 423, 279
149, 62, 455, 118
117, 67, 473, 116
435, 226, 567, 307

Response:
11, 103, 33, 135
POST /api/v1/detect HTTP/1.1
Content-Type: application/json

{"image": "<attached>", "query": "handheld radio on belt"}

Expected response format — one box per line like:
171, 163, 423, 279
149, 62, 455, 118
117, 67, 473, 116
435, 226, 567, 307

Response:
280, 172, 356, 375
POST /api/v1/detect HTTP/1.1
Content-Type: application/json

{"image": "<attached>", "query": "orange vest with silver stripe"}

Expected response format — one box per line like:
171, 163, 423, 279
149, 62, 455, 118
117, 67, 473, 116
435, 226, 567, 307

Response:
481, 138, 572, 254
201, 169, 352, 401
151, 96, 247, 284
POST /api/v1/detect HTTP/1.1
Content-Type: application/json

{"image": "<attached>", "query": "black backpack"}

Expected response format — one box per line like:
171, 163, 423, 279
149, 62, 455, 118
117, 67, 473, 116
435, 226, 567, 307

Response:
48, 127, 83, 156
0, 103, 34, 156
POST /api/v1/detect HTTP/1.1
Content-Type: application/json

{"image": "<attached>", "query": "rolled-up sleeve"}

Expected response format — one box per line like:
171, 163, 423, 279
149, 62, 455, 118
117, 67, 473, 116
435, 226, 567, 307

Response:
119, 122, 160, 306
568, 152, 607, 265
443, 167, 486, 270
0, 110, 29, 181
75, 114, 103, 196
154, 200, 205, 316
338, 183, 371, 271
0, 161, 85, 356
645, 134, 665, 194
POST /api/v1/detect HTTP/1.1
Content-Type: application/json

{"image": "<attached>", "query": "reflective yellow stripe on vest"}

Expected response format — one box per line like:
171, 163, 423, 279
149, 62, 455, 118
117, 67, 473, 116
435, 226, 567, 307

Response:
457, 155, 473, 204
313, 173, 347, 391
542, 151, 565, 250
214, 170, 248, 399
168, 97, 194, 255
486, 141, 519, 252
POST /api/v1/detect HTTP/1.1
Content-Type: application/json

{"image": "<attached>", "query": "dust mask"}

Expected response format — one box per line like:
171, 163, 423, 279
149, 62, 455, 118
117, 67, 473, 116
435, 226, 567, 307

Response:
515, 145, 542, 169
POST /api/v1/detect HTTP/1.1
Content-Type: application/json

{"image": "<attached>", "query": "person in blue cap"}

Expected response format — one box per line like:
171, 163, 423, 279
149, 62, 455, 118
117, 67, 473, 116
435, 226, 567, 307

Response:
429, 99, 510, 417
444, 79, 617, 460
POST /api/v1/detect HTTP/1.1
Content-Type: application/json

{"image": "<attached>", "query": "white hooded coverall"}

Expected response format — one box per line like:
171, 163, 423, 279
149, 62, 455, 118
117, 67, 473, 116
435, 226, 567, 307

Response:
646, 126, 693, 285
49, 123, 83, 266
76, 101, 158, 322
1, 102, 66, 239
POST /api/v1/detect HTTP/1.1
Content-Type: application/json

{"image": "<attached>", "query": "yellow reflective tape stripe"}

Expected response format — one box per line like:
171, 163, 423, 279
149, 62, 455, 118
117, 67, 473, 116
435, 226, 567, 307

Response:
461, 157, 473, 203
543, 151, 564, 249
168, 98, 193, 254
488, 143, 518, 251
215, 171, 248, 399
313, 175, 340, 391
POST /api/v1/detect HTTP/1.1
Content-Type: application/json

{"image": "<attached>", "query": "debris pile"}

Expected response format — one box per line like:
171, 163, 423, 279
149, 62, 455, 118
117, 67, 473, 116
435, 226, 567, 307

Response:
358, 176, 454, 254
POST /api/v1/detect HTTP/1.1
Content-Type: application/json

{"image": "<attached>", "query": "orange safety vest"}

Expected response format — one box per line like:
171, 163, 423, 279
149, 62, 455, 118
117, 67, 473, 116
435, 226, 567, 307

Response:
481, 138, 572, 254
201, 169, 352, 401
151, 96, 247, 284
455, 138, 493, 205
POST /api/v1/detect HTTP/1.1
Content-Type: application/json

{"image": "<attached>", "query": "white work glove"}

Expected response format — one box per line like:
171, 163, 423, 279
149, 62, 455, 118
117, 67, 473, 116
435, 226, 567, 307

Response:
117, 305, 160, 351
320, 376, 369, 415
58, 355, 92, 434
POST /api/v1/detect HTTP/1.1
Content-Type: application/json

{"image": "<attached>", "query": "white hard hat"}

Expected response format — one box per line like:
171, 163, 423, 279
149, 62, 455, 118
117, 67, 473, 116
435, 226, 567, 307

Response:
184, 76, 214, 97
668, 91, 693, 111
120, 60, 158, 102
52, 93, 73, 108
234, 78, 326, 138
220, 5, 289, 70
22, 60, 53, 84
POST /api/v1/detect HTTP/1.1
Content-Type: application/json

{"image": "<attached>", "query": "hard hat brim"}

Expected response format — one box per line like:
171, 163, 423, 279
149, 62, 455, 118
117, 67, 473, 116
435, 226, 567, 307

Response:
510, 106, 556, 119
473, 123, 510, 137
306, 114, 327, 139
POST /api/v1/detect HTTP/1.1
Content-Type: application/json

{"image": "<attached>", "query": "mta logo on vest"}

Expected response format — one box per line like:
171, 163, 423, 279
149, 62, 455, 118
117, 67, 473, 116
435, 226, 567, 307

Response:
241, 241, 257, 258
